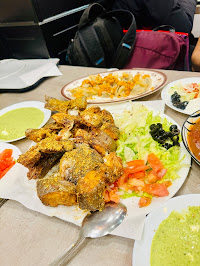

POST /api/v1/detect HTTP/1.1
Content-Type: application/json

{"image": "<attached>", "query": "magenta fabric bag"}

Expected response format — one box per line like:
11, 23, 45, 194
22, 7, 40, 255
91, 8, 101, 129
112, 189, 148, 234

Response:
124, 30, 189, 71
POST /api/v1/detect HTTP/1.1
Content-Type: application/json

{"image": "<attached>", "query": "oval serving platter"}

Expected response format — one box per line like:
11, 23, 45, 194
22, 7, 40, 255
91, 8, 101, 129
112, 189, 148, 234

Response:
61, 69, 167, 104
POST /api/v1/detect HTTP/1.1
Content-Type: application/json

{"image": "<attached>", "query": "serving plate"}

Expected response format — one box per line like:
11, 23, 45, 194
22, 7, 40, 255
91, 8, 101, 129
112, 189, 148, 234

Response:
132, 194, 200, 266
0, 101, 191, 240
0, 101, 51, 143
61, 69, 167, 104
161, 77, 200, 115
182, 110, 200, 166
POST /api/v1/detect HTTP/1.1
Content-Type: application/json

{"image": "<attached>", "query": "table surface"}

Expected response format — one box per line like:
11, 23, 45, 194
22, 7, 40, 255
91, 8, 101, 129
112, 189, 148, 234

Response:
0, 66, 200, 266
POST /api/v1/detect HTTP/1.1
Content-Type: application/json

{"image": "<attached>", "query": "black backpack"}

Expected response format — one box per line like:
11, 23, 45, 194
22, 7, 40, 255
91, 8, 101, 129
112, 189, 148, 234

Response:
66, 3, 136, 69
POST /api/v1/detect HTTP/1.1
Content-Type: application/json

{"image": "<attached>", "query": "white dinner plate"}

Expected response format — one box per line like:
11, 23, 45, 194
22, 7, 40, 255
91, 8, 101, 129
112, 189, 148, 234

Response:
0, 101, 51, 143
132, 194, 200, 266
0, 101, 191, 240
161, 77, 200, 115
61, 69, 167, 104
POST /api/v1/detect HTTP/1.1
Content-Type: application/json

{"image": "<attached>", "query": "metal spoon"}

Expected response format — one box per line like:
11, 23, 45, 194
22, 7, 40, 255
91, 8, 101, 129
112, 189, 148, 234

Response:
52, 202, 127, 266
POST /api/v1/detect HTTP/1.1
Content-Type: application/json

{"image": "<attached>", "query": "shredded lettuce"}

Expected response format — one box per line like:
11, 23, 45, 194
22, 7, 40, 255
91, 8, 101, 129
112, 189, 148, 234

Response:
120, 190, 153, 199
115, 103, 185, 182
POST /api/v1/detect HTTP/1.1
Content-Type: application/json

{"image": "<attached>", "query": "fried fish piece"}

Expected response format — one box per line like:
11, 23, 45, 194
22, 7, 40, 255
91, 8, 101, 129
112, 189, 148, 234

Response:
100, 123, 120, 140
77, 170, 105, 211
27, 152, 63, 179
35, 138, 74, 154
101, 109, 114, 124
70, 96, 87, 110
80, 106, 103, 128
73, 129, 89, 143
17, 146, 41, 168
25, 123, 63, 142
102, 152, 123, 184
17, 138, 74, 179
45, 96, 87, 113
52, 113, 78, 126
37, 173, 77, 207
59, 143, 103, 184
88, 129, 117, 156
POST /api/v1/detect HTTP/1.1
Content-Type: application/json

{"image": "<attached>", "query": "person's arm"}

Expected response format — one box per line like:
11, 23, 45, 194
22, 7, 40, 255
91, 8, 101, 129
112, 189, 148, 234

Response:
144, 0, 196, 33
191, 37, 200, 72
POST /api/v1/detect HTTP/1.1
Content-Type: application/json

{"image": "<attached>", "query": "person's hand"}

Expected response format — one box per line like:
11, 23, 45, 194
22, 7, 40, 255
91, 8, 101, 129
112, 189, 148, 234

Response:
191, 37, 200, 72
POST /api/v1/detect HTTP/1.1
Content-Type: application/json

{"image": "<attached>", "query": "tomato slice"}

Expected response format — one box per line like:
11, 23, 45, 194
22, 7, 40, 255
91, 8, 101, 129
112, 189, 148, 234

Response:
147, 153, 164, 173
147, 170, 158, 183
0, 149, 15, 179
124, 165, 150, 175
117, 173, 128, 188
0, 149, 13, 161
142, 183, 169, 197
109, 190, 120, 203
156, 168, 167, 179
0, 163, 15, 179
129, 171, 145, 179
127, 160, 145, 167
139, 196, 152, 207
162, 180, 172, 188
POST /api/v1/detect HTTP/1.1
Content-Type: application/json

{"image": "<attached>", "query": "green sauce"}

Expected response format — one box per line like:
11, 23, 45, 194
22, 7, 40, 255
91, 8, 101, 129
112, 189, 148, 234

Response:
151, 206, 200, 266
0, 107, 44, 141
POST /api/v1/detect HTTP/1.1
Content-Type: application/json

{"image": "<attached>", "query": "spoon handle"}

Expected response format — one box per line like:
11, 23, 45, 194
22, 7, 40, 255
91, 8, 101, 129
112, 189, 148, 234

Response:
53, 236, 86, 266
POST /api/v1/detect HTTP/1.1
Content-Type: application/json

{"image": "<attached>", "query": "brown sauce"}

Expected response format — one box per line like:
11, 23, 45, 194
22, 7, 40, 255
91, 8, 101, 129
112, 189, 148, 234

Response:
188, 118, 200, 160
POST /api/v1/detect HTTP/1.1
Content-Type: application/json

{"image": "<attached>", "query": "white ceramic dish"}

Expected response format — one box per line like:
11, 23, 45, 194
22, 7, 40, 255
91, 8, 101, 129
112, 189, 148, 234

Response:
161, 77, 200, 114
61, 69, 167, 104
132, 194, 200, 266
0, 101, 51, 143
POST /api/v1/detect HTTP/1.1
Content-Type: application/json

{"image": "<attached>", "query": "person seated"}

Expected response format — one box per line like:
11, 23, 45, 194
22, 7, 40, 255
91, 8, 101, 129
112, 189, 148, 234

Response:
191, 37, 200, 71
96, 0, 197, 34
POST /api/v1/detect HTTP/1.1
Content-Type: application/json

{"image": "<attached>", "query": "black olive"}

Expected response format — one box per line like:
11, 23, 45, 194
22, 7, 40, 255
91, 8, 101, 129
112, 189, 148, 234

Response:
162, 143, 173, 150
152, 135, 158, 141
157, 123, 162, 129
150, 124, 156, 130
167, 131, 173, 138
150, 128, 158, 135
162, 133, 169, 140
173, 141, 180, 147
178, 101, 188, 110
170, 125, 177, 131
172, 129, 180, 135
171, 92, 181, 102
183, 101, 189, 107
172, 135, 179, 142
158, 129, 165, 136
157, 137, 165, 144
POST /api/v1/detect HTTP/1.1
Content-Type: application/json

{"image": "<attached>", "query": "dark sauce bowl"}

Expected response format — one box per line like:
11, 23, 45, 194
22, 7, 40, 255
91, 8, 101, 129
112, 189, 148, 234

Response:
181, 110, 200, 166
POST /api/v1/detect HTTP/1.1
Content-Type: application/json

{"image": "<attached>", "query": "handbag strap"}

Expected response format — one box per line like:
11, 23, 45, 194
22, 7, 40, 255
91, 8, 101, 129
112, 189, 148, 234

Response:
78, 3, 106, 30
78, 26, 106, 67
110, 10, 136, 68
153, 25, 175, 33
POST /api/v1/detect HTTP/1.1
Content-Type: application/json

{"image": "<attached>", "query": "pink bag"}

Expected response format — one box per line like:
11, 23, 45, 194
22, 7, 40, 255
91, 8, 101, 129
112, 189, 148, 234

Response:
124, 28, 189, 71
